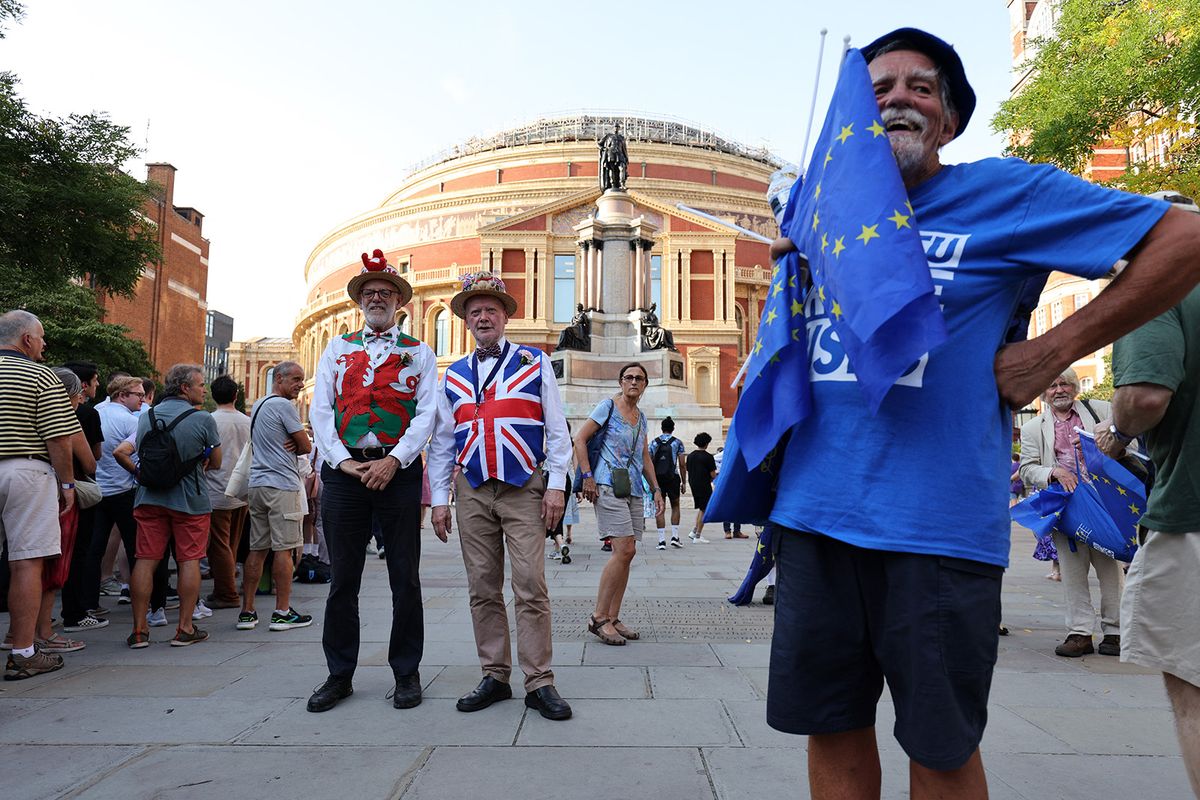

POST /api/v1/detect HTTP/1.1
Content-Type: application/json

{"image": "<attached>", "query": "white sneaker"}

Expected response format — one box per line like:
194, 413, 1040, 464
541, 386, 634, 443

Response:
549, 551, 562, 560
689, 532, 710, 544
146, 607, 168, 627
365, 541, 379, 555
192, 599, 213, 620
670, 537, 684, 548
656, 540, 667, 551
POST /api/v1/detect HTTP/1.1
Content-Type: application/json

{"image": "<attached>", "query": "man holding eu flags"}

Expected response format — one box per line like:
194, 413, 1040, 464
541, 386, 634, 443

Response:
747, 27, 1200, 800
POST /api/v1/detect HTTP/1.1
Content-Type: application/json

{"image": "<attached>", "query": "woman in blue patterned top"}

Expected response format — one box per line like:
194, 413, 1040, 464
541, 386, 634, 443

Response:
574, 363, 664, 645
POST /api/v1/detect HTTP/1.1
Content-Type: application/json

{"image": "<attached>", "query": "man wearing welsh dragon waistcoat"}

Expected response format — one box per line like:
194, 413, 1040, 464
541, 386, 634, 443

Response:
428, 271, 573, 721
306, 249, 440, 714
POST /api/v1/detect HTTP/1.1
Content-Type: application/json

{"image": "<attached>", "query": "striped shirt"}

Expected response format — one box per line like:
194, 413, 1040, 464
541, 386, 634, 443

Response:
0, 351, 82, 458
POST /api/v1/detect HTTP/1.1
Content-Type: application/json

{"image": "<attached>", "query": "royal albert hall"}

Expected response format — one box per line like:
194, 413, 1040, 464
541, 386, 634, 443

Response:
293, 114, 783, 422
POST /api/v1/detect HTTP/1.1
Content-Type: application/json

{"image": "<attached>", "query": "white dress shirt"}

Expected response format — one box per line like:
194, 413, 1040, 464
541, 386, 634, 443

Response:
309, 324, 440, 470
427, 335, 571, 506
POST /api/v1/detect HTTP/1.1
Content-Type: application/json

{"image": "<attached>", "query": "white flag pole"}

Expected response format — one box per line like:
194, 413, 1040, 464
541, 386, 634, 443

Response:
729, 29, 835, 391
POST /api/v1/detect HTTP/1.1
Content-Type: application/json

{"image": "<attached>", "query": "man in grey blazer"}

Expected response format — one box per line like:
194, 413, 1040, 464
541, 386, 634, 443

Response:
1019, 368, 1124, 658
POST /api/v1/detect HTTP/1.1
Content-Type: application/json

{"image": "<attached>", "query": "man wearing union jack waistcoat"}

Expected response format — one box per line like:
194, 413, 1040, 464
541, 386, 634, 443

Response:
428, 270, 573, 721
305, 249, 440, 714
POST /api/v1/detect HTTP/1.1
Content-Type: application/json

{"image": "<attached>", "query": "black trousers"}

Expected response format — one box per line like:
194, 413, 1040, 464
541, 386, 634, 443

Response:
86, 489, 166, 611
60, 506, 96, 625
320, 459, 423, 679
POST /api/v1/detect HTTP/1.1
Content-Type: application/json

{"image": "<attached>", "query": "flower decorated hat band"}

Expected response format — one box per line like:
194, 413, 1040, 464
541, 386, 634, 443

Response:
347, 248, 413, 306
450, 270, 518, 318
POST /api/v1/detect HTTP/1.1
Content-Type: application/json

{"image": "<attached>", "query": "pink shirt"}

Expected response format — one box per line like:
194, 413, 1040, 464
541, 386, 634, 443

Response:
1052, 409, 1083, 473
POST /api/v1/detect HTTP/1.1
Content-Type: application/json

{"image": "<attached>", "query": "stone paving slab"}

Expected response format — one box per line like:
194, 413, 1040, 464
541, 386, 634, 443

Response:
0, 744, 145, 800
515, 698, 740, 747
1004, 706, 1183, 756
15, 665, 252, 698
582, 641, 721, 667
648, 666, 759, 700
243, 698, 524, 746
76, 745, 427, 800
404, 746, 714, 800
983, 752, 1193, 799
0, 696, 292, 744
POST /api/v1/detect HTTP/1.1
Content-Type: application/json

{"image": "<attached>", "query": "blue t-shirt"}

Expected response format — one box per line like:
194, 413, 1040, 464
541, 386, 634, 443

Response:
588, 398, 648, 497
770, 158, 1169, 567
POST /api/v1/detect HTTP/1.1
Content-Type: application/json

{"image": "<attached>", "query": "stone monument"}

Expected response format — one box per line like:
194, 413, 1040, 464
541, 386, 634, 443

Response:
550, 125, 724, 442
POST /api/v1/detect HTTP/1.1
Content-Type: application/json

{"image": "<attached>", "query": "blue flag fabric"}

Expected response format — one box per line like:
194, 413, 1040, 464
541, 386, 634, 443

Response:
708, 47, 947, 522
1011, 431, 1144, 562
791, 48, 947, 412
728, 525, 776, 606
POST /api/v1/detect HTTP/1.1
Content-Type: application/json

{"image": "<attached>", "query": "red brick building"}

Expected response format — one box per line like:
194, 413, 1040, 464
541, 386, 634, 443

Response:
98, 163, 210, 377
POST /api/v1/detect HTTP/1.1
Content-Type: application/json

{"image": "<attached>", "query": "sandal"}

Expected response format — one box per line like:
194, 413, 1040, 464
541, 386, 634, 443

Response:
587, 615, 625, 646
611, 619, 639, 641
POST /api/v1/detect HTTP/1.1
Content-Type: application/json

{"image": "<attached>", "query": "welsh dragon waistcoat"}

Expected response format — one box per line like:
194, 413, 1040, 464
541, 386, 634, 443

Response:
331, 330, 422, 447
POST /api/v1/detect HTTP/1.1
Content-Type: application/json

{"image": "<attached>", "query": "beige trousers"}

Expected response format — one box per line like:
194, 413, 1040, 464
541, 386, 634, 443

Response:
454, 471, 554, 692
1053, 530, 1124, 636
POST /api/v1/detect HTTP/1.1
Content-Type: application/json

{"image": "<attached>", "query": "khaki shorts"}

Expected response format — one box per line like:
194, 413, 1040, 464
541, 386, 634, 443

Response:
0, 458, 61, 560
593, 485, 644, 541
1121, 529, 1200, 688
248, 486, 304, 552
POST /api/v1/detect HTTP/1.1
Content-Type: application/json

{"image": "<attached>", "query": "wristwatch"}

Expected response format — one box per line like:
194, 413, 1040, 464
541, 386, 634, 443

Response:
60, 482, 75, 490
581, 471, 593, 479
1109, 423, 1135, 446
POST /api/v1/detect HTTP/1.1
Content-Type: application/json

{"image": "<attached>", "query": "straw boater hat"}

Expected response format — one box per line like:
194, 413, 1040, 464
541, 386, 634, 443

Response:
450, 270, 518, 318
347, 249, 412, 306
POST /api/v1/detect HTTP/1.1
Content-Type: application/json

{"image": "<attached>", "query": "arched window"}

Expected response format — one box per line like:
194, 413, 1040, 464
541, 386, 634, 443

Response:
734, 305, 746, 357
434, 309, 449, 357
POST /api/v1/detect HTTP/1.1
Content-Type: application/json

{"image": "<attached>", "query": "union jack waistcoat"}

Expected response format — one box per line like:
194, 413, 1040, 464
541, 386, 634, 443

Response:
443, 344, 546, 489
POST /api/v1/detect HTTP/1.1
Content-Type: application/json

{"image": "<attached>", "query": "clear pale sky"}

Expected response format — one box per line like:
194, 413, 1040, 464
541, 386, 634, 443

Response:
4, 0, 1015, 339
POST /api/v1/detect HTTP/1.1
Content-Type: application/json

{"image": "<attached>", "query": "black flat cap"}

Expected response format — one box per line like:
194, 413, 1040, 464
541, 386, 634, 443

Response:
861, 27, 976, 139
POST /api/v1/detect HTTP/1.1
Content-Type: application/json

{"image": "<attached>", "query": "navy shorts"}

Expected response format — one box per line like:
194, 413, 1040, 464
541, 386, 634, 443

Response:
767, 527, 1003, 771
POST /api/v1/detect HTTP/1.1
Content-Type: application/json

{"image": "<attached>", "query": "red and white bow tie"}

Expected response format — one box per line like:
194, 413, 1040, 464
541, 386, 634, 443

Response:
367, 330, 394, 341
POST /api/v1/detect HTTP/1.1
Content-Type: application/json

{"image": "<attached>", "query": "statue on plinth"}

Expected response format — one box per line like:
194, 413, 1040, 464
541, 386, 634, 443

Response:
598, 122, 628, 192
556, 303, 592, 352
640, 303, 676, 352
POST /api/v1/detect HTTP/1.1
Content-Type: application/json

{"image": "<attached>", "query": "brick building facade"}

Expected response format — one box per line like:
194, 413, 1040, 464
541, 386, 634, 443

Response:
97, 163, 210, 377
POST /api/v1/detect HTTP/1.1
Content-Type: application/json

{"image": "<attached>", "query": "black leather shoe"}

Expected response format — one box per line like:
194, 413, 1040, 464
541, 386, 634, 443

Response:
391, 672, 422, 709
524, 685, 572, 720
307, 675, 353, 713
456, 675, 512, 712
1098, 634, 1121, 656
762, 585, 775, 605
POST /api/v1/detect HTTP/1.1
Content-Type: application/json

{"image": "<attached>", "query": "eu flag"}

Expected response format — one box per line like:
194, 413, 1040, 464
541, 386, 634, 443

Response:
792, 48, 947, 411
1011, 429, 1144, 562
728, 524, 775, 606
708, 47, 947, 522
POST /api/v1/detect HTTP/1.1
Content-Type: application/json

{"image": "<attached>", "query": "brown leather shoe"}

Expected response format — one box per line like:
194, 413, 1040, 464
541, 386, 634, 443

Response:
1054, 634, 1094, 658
1097, 634, 1121, 656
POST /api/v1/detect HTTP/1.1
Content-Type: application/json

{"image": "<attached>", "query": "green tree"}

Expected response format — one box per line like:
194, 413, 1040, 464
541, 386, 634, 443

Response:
1080, 351, 1115, 402
1, 3, 162, 379
993, 0, 1200, 198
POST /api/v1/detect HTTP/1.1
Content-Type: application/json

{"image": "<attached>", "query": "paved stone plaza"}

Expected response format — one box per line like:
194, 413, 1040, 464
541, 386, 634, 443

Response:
1, 503, 1192, 799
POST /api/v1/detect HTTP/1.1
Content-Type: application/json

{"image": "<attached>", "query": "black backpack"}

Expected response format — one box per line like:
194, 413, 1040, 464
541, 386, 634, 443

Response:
652, 436, 677, 478
137, 407, 203, 491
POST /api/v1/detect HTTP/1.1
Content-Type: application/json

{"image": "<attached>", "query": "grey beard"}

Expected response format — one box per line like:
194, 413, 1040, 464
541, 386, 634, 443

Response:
363, 308, 393, 330
890, 136, 928, 181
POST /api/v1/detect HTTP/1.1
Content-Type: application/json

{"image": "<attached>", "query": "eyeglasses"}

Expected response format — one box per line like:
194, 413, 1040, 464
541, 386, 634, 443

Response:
621, 375, 647, 384
361, 289, 396, 300
124, 391, 146, 399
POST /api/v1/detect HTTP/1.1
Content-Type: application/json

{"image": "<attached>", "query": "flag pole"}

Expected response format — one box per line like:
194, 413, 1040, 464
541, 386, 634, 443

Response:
675, 204, 773, 243
799, 28, 829, 176
729, 28, 833, 390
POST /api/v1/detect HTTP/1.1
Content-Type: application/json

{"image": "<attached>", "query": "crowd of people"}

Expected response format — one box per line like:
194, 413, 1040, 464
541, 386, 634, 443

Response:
2, 23, 1199, 800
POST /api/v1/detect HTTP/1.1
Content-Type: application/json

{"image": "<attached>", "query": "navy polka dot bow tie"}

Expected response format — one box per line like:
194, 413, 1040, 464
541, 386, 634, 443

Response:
367, 330, 394, 341
475, 343, 502, 360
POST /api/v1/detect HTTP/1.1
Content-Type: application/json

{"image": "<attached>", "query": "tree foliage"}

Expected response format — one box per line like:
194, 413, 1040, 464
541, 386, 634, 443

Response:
2, 4, 162, 379
1080, 351, 1115, 402
993, 0, 1200, 198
